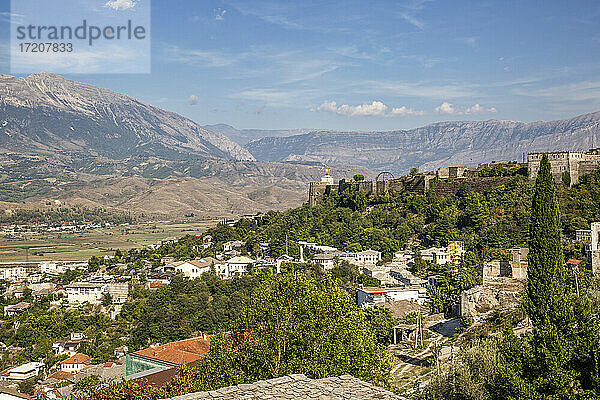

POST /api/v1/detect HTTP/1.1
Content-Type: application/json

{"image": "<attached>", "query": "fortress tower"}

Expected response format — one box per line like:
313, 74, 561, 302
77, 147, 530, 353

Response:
308, 167, 336, 207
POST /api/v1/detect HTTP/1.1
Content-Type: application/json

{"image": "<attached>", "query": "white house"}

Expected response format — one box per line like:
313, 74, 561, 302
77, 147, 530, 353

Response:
107, 282, 129, 304
59, 353, 91, 373
225, 256, 255, 278
1, 362, 44, 381
4, 302, 30, 317
170, 258, 224, 279
335, 249, 381, 265
223, 241, 246, 252
0, 267, 27, 282
313, 253, 336, 270
421, 241, 465, 265
65, 282, 107, 304
391, 251, 415, 268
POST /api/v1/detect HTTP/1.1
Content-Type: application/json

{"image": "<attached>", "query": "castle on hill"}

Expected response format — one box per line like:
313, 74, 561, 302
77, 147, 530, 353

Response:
308, 148, 600, 206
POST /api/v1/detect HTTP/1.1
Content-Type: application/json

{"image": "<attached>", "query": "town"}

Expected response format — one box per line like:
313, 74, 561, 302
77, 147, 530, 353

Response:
0, 149, 596, 399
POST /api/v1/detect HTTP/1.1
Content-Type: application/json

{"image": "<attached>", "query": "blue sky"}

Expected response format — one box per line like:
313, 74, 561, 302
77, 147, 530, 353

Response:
2, 0, 600, 131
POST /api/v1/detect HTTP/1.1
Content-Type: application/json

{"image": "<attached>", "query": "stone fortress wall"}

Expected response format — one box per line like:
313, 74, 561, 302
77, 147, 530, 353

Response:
309, 148, 600, 207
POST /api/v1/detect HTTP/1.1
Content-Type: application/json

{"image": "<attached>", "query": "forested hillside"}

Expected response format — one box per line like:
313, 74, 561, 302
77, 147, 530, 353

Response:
161, 169, 600, 264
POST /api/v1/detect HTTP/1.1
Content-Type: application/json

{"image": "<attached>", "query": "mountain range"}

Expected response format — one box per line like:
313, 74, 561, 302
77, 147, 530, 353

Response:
0, 73, 361, 217
244, 112, 600, 175
1, 72, 600, 217
0, 73, 253, 161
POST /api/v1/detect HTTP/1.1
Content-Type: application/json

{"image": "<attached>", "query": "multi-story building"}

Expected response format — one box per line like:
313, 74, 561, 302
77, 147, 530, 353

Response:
335, 249, 381, 265
65, 282, 107, 304
527, 149, 600, 186
313, 253, 336, 270
577, 229, 592, 242
0, 362, 44, 381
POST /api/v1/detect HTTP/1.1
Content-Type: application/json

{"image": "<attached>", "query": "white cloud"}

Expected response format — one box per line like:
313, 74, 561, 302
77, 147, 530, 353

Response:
390, 106, 425, 116
434, 102, 497, 115
105, 0, 137, 11
434, 101, 456, 114
317, 101, 424, 117
163, 45, 239, 67
188, 95, 199, 105
215, 8, 226, 20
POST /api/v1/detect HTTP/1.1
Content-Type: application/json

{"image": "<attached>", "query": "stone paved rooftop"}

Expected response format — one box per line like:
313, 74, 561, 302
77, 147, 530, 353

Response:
169, 374, 404, 400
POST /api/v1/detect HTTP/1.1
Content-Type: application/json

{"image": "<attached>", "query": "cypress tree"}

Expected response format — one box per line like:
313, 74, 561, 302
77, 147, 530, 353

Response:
525, 153, 575, 393
526, 153, 568, 327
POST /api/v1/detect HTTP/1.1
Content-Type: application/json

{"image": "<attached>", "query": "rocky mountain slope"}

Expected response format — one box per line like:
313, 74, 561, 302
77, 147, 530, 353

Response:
0, 73, 254, 161
202, 124, 312, 146
245, 111, 600, 174
0, 74, 371, 217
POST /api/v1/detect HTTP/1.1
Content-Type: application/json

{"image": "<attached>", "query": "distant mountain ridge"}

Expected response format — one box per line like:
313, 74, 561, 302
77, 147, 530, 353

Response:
202, 123, 313, 146
244, 111, 600, 174
0, 73, 254, 161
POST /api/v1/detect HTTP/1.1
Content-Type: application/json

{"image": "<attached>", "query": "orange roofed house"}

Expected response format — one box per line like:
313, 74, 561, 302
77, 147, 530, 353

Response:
60, 353, 91, 373
126, 336, 211, 376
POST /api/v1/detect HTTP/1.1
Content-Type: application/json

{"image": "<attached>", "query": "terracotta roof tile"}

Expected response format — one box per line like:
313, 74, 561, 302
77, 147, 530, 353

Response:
61, 353, 91, 365
47, 370, 73, 380
133, 336, 211, 365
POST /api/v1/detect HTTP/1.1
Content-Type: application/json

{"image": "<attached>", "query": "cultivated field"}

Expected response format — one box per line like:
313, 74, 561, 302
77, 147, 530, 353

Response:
0, 221, 215, 262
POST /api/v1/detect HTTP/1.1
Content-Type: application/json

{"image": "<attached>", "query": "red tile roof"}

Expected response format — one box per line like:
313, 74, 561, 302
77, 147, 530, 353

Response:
133, 336, 211, 365
61, 353, 91, 365
567, 259, 583, 266
47, 370, 73, 380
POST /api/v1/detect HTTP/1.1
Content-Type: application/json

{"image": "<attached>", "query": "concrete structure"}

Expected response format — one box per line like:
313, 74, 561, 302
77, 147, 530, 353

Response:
312, 254, 335, 270
587, 222, 600, 275
391, 250, 415, 268
334, 249, 381, 266
483, 248, 528, 283
0, 266, 27, 282
53, 333, 88, 356
107, 282, 129, 304
165, 374, 402, 400
389, 267, 427, 287
356, 286, 427, 307
125, 336, 211, 376
527, 149, 600, 186
223, 241, 246, 252
576, 229, 592, 242
1, 362, 44, 381
65, 282, 107, 304
3, 302, 30, 317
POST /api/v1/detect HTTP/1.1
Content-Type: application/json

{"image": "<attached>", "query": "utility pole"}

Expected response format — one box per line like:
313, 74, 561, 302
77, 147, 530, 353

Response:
285, 233, 289, 256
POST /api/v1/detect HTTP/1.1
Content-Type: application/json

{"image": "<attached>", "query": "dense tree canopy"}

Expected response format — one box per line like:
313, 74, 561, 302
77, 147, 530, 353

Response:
91, 272, 391, 400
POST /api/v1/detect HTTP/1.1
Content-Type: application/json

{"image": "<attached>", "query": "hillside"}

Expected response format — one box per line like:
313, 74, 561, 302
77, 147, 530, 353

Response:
0, 74, 372, 217
0, 73, 253, 161
244, 111, 600, 174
